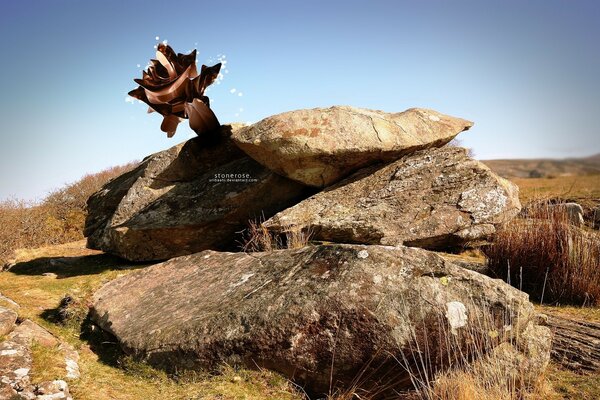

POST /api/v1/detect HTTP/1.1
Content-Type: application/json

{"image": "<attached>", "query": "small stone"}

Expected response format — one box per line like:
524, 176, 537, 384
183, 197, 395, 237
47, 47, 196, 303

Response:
357, 250, 369, 259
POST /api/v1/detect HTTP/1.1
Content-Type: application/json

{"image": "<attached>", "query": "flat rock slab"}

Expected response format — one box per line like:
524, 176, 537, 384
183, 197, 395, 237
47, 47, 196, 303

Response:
91, 244, 547, 396
84, 125, 311, 261
544, 312, 600, 371
0, 319, 75, 399
232, 106, 473, 187
265, 146, 521, 250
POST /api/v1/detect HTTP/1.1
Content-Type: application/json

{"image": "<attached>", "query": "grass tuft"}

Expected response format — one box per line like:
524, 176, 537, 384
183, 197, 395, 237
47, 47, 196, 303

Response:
485, 200, 600, 305
241, 218, 313, 252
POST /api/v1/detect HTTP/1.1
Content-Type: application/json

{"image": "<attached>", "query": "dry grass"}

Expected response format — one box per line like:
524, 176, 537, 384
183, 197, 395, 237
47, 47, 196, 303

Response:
403, 303, 546, 400
511, 175, 600, 205
30, 341, 67, 384
241, 219, 313, 252
542, 364, 600, 400
485, 201, 600, 305
425, 368, 552, 400
327, 295, 550, 400
0, 162, 138, 267
537, 304, 600, 322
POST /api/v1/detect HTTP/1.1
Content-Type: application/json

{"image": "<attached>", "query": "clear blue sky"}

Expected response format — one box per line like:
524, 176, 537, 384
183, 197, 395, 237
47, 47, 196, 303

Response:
1, 0, 599, 200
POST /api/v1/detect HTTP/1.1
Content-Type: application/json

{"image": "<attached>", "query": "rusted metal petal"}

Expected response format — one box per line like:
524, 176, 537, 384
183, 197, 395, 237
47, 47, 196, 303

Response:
185, 98, 219, 135
161, 114, 181, 138
198, 63, 221, 95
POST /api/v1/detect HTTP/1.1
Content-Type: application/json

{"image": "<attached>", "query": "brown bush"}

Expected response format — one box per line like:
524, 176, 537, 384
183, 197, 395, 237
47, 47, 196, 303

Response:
485, 201, 600, 306
0, 162, 137, 266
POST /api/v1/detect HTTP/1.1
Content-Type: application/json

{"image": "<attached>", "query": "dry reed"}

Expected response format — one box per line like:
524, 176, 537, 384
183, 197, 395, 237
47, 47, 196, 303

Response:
485, 200, 600, 305
241, 219, 313, 252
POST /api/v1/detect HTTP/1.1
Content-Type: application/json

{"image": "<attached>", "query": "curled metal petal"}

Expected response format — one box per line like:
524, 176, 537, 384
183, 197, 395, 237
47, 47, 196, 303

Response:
129, 44, 220, 137
161, 114, 182, 138
186, 98, 220, 135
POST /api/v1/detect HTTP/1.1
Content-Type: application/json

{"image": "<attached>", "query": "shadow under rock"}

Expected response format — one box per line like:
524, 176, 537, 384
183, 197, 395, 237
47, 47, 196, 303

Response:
7, 253, 150, 279
79, 314, 127, 368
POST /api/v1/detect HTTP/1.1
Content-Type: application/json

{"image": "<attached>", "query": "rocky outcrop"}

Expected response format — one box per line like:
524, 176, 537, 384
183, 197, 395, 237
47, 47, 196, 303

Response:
81, 104, 551, 396
232, 106, 473, 187
0, 319, 78, 399
544, 312, 600, 371
91, 244, 548, 396
264, 146, 521, 250
85, 125, 311, 261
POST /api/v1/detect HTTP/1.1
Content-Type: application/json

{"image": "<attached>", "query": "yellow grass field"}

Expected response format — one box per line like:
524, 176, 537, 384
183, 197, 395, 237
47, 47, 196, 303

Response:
512, 174, 600, 205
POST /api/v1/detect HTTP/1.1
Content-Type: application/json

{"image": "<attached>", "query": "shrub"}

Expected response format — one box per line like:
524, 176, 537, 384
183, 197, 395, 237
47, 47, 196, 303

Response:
485, 201, 600, 306
0, 162, 137, 266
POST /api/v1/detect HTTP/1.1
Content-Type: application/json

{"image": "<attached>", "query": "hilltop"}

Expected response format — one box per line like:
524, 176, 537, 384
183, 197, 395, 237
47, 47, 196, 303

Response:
482, 153, 600, 178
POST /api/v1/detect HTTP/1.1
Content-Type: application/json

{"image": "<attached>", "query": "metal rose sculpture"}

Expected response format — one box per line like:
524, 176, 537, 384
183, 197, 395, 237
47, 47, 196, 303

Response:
129, 43, 221, 137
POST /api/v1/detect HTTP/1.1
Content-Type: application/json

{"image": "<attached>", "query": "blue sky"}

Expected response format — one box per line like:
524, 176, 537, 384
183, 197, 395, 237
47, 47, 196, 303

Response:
1, 0, 599, 200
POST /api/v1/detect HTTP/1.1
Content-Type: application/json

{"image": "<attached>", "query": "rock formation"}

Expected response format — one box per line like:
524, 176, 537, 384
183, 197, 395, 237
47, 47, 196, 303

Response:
232, 106, 472, 187
264, 146, 521, 250
84, 105, 551, 396
0, 307, 79, 399
85, 125, 312, 262
0, 305, 17, 337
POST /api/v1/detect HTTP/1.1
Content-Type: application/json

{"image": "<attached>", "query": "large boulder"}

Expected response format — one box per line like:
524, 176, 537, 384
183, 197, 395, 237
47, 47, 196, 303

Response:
91, 244, 549, 396
264, 146, 521, 250
232, 106, 473, 187
84, 125, 311, 261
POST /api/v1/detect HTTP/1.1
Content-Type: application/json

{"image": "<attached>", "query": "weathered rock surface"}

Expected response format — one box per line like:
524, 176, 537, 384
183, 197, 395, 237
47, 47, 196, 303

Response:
468, 320, 552, 390
0, 319, 77, 399
0, 306, 17, 336
551, 202, 585, 226
85, 124, 311, 261
91, 244, 548, 395
544, 312, 600, 371
232, 106, 473, 187
264, 146, 521, 250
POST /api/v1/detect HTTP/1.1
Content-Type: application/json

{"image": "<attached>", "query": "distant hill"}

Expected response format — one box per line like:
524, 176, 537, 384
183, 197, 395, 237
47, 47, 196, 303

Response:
482, 154, 600, 178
